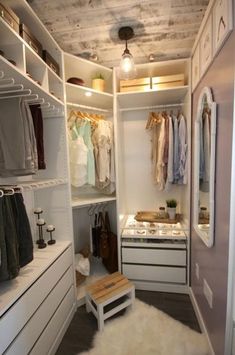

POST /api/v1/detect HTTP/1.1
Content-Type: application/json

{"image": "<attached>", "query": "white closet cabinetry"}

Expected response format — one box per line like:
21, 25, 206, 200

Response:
0, 1, 76, 354
114, 59, 191, 293
63, 53, 117, 304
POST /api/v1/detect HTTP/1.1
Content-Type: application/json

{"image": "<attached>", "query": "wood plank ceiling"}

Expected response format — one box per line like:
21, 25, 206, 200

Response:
27, 0, 209, 68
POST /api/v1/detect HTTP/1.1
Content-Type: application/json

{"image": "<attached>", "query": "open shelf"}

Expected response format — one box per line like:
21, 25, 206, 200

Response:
76, 256, 109, 304
0, 241, 71, 317
72, 194, 116, 208
117, 86, 189, 110
0, 55, 64, 107
66, 82, 113, 110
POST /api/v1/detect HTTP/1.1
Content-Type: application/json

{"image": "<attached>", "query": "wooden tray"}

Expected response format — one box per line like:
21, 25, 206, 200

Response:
134, 211, 181, 224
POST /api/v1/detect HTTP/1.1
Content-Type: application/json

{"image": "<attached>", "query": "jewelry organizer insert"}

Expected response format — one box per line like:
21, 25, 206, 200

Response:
121, 215, 187, 291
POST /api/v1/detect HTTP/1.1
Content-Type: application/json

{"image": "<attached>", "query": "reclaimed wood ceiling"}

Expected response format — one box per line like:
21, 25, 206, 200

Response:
28, 0, 209, 68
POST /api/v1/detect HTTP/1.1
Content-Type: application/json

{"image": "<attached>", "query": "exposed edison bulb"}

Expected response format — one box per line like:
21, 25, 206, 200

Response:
119, 52, 136, 80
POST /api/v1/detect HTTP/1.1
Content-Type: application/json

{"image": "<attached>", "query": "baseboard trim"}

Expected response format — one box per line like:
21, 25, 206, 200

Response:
189, 287, 215, 355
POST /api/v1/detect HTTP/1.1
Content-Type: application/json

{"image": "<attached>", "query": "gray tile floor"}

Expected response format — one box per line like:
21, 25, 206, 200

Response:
56, 290, 200, 355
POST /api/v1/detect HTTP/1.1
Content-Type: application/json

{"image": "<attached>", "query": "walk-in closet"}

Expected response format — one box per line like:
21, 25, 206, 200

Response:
1, 0, 235, 354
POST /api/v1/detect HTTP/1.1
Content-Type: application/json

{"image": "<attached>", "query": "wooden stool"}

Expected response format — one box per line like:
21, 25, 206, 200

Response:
85, 272, 135, 331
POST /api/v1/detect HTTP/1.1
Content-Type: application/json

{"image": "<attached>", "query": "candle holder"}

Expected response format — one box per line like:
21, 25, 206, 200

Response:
36, 218, 47, 249
34, 208, 43, 244
46, 225, 56, 245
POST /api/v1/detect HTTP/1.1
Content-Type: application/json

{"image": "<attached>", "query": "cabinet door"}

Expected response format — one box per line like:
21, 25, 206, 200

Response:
122, 247, 186, 266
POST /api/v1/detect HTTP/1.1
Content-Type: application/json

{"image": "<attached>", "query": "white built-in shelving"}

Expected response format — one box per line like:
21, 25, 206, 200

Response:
0, 241, 71, 318
117, 86, 189, 110
0, 2, 75, 352
66, 82, 113, 110
72, 194, 116, 208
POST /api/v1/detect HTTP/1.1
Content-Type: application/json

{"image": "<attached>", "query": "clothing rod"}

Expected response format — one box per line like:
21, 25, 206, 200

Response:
0, 78, 15, 86
120, 103, 185, 112
0, 85, 24, 94
0, 89, 32, 99
67, 102, 111, 113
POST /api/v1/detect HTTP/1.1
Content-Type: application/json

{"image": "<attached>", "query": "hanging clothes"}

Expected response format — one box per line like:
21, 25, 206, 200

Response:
173, 115, 180, 183
178, 114, 188, 185
156, 115, 166, 190
29, 104, 46, 170
0, 191, 33, 282
68, 125, 88, 187
79, 120, 95, 186
147, 110, 188, 190
0, 97, 38, 176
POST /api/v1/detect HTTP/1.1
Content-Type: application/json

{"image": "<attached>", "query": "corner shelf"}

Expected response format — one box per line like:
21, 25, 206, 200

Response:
117, 86, 189, 109
0, 56, 64, 107
66, 82, 113, 110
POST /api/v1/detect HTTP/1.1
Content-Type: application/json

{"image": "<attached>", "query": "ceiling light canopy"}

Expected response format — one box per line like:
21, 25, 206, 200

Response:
118, 26, 136, 80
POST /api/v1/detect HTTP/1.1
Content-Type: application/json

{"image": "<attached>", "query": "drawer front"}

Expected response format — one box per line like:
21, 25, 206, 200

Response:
5, 266, 73, 355
0, 246, 73, 354
30, 286, 75, 355
123, 264, 186, 284
122, 247, 186, 266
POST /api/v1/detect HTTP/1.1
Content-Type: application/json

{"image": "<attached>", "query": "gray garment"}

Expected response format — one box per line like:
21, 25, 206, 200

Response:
0, 97, 38, 176
178, 114, 188, 184
173, 116, 179, 182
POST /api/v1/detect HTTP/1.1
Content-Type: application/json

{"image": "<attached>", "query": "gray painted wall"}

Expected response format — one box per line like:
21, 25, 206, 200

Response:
191, 29, 235, 354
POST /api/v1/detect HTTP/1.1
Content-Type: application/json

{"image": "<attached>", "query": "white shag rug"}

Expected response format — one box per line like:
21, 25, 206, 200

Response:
80, 299, 209, 355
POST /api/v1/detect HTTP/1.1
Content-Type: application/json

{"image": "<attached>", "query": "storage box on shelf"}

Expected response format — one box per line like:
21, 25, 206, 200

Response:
0, 1, 20, 34
7, 0, 63, 80
20, 23, 43, 58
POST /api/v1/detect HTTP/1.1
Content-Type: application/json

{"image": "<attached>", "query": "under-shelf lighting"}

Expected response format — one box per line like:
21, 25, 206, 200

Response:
85, 91, 92, 97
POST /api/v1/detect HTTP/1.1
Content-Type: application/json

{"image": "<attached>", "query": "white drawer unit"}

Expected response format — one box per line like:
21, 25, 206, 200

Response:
121, 223, 188, 289
122, 247, 187, 266
0, 242, 76, 355
123, 264, 186, 284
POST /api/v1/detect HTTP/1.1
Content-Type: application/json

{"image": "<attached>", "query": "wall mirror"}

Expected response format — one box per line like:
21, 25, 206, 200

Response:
193, 86, 217, 247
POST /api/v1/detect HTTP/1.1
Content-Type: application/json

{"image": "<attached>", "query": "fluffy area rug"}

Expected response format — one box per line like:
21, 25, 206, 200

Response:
80, 299, 209, 355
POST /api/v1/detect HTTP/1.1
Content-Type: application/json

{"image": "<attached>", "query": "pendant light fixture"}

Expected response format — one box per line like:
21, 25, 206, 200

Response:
118, 26, 136, 80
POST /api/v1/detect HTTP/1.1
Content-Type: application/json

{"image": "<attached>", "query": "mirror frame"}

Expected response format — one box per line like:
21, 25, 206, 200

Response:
193, 86, 217, 247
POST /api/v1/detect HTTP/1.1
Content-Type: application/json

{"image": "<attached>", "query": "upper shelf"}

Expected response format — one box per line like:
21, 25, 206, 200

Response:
0, 55, 64, 108
72, 194, 116, 208
117, 86, 189, 109
66, 82, 113, 110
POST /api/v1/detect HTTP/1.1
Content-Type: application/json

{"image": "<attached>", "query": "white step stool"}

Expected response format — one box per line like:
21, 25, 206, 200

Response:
85, 272, 135, 331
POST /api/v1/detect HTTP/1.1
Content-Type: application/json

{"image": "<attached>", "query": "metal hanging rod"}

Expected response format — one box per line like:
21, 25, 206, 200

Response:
67, 102, 111, 113
0, 85, 24, 94
0, 78, 15, 86
0, 89, 32, 99
120, 103, 185, 112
